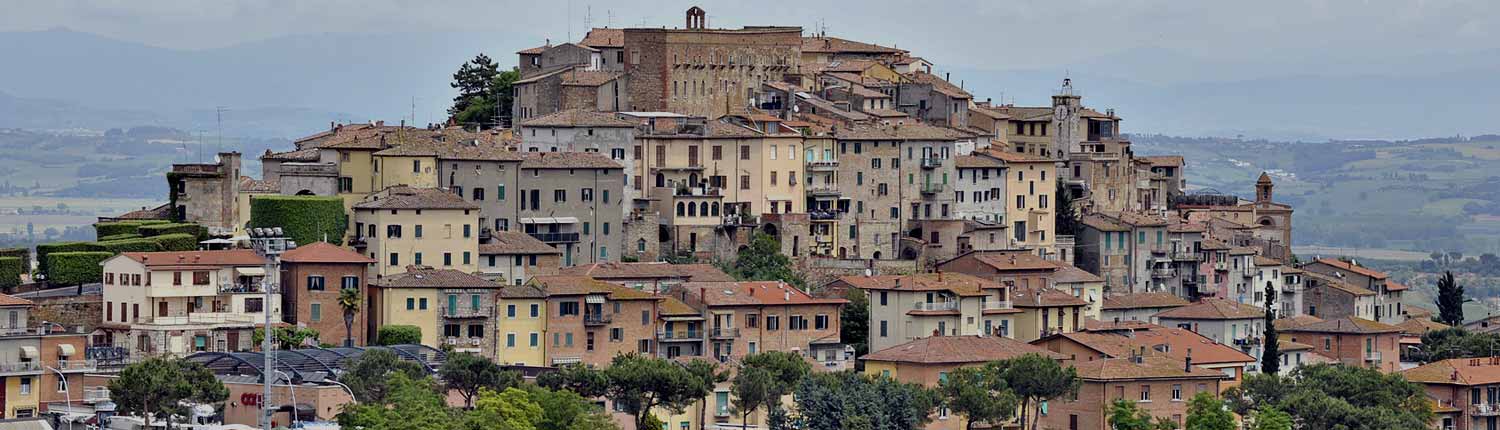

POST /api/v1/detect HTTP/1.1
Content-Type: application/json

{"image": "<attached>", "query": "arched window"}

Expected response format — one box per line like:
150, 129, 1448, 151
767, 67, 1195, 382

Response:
656, 173, 666, 188
676, 202, 685, 216
637, 239, 647, 252
688, 202, 697, 217
711, 202, 720, 216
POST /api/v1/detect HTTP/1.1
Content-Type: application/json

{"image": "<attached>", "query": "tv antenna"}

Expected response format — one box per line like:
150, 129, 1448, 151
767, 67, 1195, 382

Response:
215, 106, 229, 155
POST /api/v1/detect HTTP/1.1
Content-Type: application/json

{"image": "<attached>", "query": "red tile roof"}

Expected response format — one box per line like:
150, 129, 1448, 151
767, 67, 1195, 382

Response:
478, 231, 561, 255
1009, 286, 1090, 307
1281, 316, 1400, 335
279, 242, 376, 264
0, 293, 34, 307
121, 250, 267, 268
1152, 299, 1263, 320
1072, 356, 1226, 381
1307, 258, 1389, 280
1100, 293, 1189, 311
833, 273, 999, 297
373, 268, 496, 289
558, 262, 734, 282
863, 335, 1064, 364
680, 281, 847, 307
1404, 357, 1500, 386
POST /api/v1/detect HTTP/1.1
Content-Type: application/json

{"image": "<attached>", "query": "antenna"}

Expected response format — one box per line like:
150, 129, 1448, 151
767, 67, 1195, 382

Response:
567, 0, 573, 41
585, 5, 592, 29
607, 10, 613, 27
215, 106, 229, 155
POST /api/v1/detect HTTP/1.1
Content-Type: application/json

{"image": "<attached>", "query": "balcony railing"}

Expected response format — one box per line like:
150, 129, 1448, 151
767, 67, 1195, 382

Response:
528, 232, 581, 243
806, 160, 839, 171
442, 305, 494, 318
1471, 403, 1500, 417
710, 328, 739, 339
583, 313, 612, 326
146, 313, 258, 325
659, 330, 703, 341
920, 157, 942, 169
1364, 351, 1383, 362
1171, 250, 1200, 261
674, 186, 723, 197
920, 183, 946, 195
1213, 262, 1229, 272
913, 301, 959, 312
806, 183, 840, 196
1152, 267, 1177, 278
218, 282, 263, 294
0, 361, 44, 375
83, 387, 111, 404
982, 300, 1014, 311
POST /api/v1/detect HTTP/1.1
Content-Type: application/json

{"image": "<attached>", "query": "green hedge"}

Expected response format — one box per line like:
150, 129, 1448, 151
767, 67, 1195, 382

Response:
0, 257, 22, 289
0, 248, 29, 273
92, 238, 164, 254
250, 195, 348, 246
45, 252, 113, 286
36, 242, 95, 275
151, 233, 199, 252
376, 325, 422, 346
97, 233, 143, 242
137, 223, 206, 238
94, 220, 169, 238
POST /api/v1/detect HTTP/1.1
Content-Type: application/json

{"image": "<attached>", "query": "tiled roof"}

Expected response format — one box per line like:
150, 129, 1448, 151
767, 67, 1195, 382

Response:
517, 45, 547, 55
679, 281, 848, 307
121, 250, 266, 267
559, 262, 735, 282
959, 251, 1061, 272
1053, 265, 1105, 284
976, 147, 1054, 163
1303, 272, 1376, 296
1273, 315, 1324, 331
1152, 299, 1263, 320
907, 71, 971, 99
580, 28, 624, 48
280, 242, 376, 264
833, 273, 999, 297
1254, 256, 1284, 267
520, 152, 623, 170
800, 36, 906, 54
996, 106, 1054, 122
863, 335, 1064, 364
1101, 292, 1189, 311
1080, 214, 1129, 232
478, 231, 561, 255
238, 176, 279, 193
954, 155, 1003, 169
112, 203, 174, 220
0, 293, 34, 307
1072, 356, 1226, 381
1277, 339, 1314, 351
1403, 358, 1500, 386
499, 284, 547, 299
1110, 211, 1170, 228
1282, 316, 1400, 335
659, 297, 701, 316
1396, 318, 1450, 336
1047, 325, 1255, 365
262, 148, 320, 161
835, 123, 974, 141
1167, 221, 1207, 233
1082, 319, 1158, 332
353, 186, 479, 210
375, 268, 497, 289
864, 108, 909, 118
1009, 286, 1090, 307
1306, 258, 1389, 280
436, 141, 524, 161
1386, 280, 1410, 292
1139, 155, 1184, 166
532, 275, 660, 300
520, 109, 636, 128
969, 105, 1011, 120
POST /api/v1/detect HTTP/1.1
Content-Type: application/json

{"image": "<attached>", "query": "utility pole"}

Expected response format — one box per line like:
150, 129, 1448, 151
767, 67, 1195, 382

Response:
216, 106, 229, 155
249, 227, 291, 430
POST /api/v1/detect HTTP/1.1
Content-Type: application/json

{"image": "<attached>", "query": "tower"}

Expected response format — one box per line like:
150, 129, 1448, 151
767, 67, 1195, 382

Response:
1256, 172, 1274, 204
685, 6, 706, 29
1051, 78, 1082, 158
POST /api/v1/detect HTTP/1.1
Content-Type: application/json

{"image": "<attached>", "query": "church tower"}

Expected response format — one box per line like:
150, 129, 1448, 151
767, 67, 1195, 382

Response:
1256, 172, 1274, 204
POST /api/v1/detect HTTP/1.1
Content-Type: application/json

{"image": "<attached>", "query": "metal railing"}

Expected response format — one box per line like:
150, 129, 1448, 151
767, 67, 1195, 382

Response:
920, 183, 946, 194
0, 361, 44, 374
442, 305, 494, 318
658, 330, 703, 340
710, 328, 739, 339
583, 313, 612, 326
146, 313, 258, 325
1152, 267, 1177, 278
982, 300, 1014, 311
1471, 404, 1500, 416
920, 157, 942, 169
1364, 351, 1383, 362
913, 301, 959, 311
806, 160, 839, 170
528, 232, 581, 243
806, 183, 840, 195
218, 282, 263, 293
83, 387, 111, 404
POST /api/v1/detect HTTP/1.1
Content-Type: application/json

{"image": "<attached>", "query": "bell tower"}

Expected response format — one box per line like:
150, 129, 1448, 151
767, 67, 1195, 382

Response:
685, 7, 706, 29
1256, 172, 1274, 204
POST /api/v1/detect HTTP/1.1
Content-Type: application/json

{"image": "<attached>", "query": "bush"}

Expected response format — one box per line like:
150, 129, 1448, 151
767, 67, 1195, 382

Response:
0, 248, 29, 273
92, 238, 164, 254
249, 195, 348, 246
376, 325, 422, 345
94, 220, 169, 238
137, 223, 206, 238
36, 242, 95, 275
152, 233, 200, 252
98, 233, 143, 242
0, 257, 22, 289
45, 252, 113, 286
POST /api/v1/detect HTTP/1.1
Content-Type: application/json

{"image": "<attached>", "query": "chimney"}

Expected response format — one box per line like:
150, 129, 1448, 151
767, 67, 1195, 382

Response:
945, 72, 950, 82
376, 120, 384, 127
1185, 348, 1193, 372
937, 270, 943, 282
784, 291, 791, 301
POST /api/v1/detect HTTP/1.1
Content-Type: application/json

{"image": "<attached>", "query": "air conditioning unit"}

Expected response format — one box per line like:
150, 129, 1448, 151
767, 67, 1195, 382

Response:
444, 337, 458, 345
470, 338, 482, 346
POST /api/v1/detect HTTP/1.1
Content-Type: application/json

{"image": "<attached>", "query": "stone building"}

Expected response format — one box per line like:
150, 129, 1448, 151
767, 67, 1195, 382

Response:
512, 67, 629, 121
1280, 316, 1401, 373
477, 231, 562, 286
897, 71, 971, 129
861, 336, 1064, 430
1299, 258, 1406, 324
517, 152, 627, 265
826, 272, 1015, 353
351, 186, 480, 277
832, 123, 970, 260
517, 109, 640, 216
167, 152, 242, 233
530, 275, 660, 366
1040, 356, 1226, 430
668, 281, 849, 364
622, 8, 802, 117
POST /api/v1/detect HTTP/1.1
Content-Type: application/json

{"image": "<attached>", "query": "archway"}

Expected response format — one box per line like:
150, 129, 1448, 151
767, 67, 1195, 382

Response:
872, 251, 883, 260
295, 190, 315, 196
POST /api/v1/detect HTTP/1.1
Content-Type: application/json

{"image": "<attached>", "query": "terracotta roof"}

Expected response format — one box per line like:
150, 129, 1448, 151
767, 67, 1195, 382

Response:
112, 204, 174, 220
517, 45, 547, 55
800, 36, 906, 54
659, 297, 701, 316
1139, 155, 1184, 166
907, 71, 971, 99
1254, 256, 1284, 267
520, 152, 623, 169
375, 268, 497, 289
1082, 319, 1157, 332
833, 273, 999, 297
1273, 315, 1324, 330
1101, 293, 1189, 311
580, 28, 624, 48
478, 231, 561, 255
1277, 339, 1314, 351
1282, 316, 1400, 334
1080, 214, 1129, 232
969, 105, 1011, 120
521, 109, 635, 128
959, 251, 1062, 272
436, 141, 523, 161
1110, 211, 1170, 228
1053, 265, 1105, 284
353, 186, 480, 210
954, 154, 1003, 169
1229, 247, 1258, 255
1046, 325, 1255, 365
1072, 356, 1226, 381
372, 142, 439, 156
120, 250, 266, 268
1303, 272, 1376, 296
559, 262, 734, 282
1167, 221, 1207, 233
1403, 358, 1500, 386
996, 106, 1054, 122
279, 242, 376, 264
262, 148, 320, 161
863, 335, 1064, 364
1306, 258, 1389, 280
679, 281, 848, 307
499, 284, 547, 299
1152, 299, 1263, 320
0, 293, 34, 307
1386, 280, 1410, 292
1199, 239, 1231, 250
1009, 286, 1090, 307
532, 275, 660, 300
863, 108, 908, 118
1396, 318, 1451, 336
238, 176, 279, 193
835, 122, 974, 141
976, 147, 1054, 164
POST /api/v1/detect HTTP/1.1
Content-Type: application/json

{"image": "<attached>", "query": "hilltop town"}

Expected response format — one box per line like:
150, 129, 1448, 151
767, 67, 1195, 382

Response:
0, 7, 1487, 430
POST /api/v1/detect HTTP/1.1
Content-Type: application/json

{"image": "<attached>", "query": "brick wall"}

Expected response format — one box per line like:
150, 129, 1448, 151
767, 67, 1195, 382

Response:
1043, 378, 1221, 430
282, 261, 369, 346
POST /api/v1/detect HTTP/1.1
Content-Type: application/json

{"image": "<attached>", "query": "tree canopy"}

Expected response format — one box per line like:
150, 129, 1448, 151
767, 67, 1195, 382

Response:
1107, 398, 1178, 430
993, 353, 1081, 430
447, 54, 519, 128
108, 357, 229, 429
793, 370, 939, 430
841, 288, 870, 357
1261, 281, 1281, 375
724, 232, 806, 288
339, 348, 430, 403
938, 365, 1020, 430
602, 353, 720, 430
1224, 364, 1432, 430
441, 352, 523, 408
1184, 392, 1234, 430
1436, 270, 1466, 326
1416, 327, 1500, 362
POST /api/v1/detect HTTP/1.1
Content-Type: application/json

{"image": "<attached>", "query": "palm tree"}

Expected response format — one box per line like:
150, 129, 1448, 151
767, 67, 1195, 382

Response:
337, 287, 361, 347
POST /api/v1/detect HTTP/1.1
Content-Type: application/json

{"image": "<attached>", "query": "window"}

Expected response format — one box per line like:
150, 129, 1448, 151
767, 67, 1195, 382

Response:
389, 252, 399, 266
307, 276, 325, 291
1171, 384, 1182, 401
767, 315, 780, 330
530, 304, 540, 318
507, 333, 516, 347
419, 298, 428, 310
415, 252, 423, 265
473, 187, 485, 201
192, 271, 210, 285
554, 189, 567, 202
342, 276, 359, 289
407, 297, 415, 310
740, 145, 751, 160
815, 314, 828, 330
582, 188, 594, 201
1139, 385, 1151, 402
740, 175, 751, 190
387, 224, 403, 238
310, 303, 322, 322
879, 320, 888, 337
559, 301, 580, 316
20, 377, 31, 395
530, 332, 539, 347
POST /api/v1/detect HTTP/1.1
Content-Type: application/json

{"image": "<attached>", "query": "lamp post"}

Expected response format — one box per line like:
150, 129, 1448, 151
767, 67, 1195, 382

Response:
249, 227, 293, 430
272, 370, 298, 427
323, 378, 355, 400
45, 366, 72, 430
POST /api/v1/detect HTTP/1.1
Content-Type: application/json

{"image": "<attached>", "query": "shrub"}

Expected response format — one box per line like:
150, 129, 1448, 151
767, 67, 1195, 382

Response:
36, 242, 95, 275
0, 257, 22, 289
376, 325, 422, 346
0, 248, 29, 273
137, 223, 206, 238
249, 195, 348, 246
152, 233, 199, 252
45, 252, 113, 286
94, 220, 169, 238
98, 233, 143, 242
92, 238, 164, 254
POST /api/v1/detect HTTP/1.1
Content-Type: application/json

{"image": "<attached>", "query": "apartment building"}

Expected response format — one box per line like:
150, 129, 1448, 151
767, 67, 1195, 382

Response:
517, 109, 639, 213
1301, 271, 1378, 321
621, 9, 801, 118
670, 281, 848, 364
1007, 286, 1091, 343
352, 186, 480, 277
1402, 357, 1500, 430
278, 242, 375, 347
654, 296, 707, 360
523, 152, 626, 265
1280, 316, 1401, 373
952, 155, 1006, 222
1139, 156, 1186, 212
1300, 258, 1406, 324
1041, 356, 1225, 430
1153, 299, 1265, 349
1176, 173, 1294, 260
898, 71, 971, 129
1099, 292, 1188, 325
1035, 324, 1256, 388
477, 231, 562, 285
558, 261, 734, 292
861, 336, 1065, 430
367, 268, 502, 356
494, 283, 548, 366
799, 35, 908, 65
0, 294, 93, 419
827, 272, 1015, 353
530, 275, 660, 366
832, 123, 970, 260
99, 250, 273, 356
974, 148, 1057, 258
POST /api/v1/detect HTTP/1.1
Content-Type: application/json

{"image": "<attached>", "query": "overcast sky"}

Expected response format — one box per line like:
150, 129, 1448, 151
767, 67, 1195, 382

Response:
4, 0, 1497, 71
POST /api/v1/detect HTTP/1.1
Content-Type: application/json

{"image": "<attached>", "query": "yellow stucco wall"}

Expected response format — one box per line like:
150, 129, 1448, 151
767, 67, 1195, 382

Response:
3, 375, 40, 418
356, 207, 479, 277
1004, 160, 1056, 253
375, 154, 438, 189
495, 298, 547, 366
376, 287, 441, 346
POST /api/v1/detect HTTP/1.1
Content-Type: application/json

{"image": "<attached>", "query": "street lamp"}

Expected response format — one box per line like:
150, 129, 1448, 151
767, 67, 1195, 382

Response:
272, 370, 298, 427
322, 378, 355, 400
45, 366, 72, 430
248, 227, 293, 430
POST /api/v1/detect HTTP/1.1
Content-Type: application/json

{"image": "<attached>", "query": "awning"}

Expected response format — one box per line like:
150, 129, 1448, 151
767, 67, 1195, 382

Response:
57, 344, 76, 356
584, 294, 607, 304
19, 346, 38, 359
551, 357, 582, 365
519, 217, 579, 224
235, 267, 266, 276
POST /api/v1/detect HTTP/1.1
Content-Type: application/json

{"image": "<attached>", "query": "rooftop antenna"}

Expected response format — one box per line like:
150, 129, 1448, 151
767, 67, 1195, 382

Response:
410, 96, 417, 127
585, 5, 592, 29
215, 106, 228, 155
567, 0, 572, 41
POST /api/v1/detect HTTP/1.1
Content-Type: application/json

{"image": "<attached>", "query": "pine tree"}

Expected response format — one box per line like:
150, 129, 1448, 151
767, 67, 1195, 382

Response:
1054, 180, 1079, 236
1436, 271, 1465, 326
1261, 281, 1281, 375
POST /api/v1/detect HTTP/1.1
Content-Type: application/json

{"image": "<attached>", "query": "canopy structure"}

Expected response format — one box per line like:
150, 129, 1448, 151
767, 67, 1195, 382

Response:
184, 344, 446, 383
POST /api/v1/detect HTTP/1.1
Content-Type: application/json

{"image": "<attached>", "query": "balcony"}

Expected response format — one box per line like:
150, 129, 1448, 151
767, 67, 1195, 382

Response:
0, 361, 43, 375
146, 312, 258, 326
806, 183, 840, 197
913, 301, 959, 312
652, 165, 705, 172
528, 232, 581, 243
659, 330, 704, 341
919, 183, 946, 195
583, 313, 612, 326
1213, 262, 1229, 272
1364, 351, 1383, 362
218, 282, 264, 294
443, 337, 485, 348
1471, 404, 1500, 417
82, 387, 111, 404
674, 186, 723, 197
982, 300, 1014, 311
1232, 337, 1261, 347
1171, 250, 1200, 261
710, 328, 739, 339
1152, 267, 1177, 278
442, 305, 494, 319
920, 157, 942, 169
349, 237, 368, 249
806, 160, 839, 171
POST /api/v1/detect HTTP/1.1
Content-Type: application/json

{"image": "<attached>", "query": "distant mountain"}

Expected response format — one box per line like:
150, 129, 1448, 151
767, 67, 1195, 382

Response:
0, 90, 165, 130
